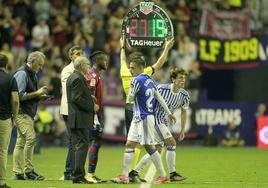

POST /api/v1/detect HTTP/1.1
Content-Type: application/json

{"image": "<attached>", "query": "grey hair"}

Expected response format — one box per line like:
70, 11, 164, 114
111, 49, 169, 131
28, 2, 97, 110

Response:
27, 51, 45, 64
73, 56, 89, 70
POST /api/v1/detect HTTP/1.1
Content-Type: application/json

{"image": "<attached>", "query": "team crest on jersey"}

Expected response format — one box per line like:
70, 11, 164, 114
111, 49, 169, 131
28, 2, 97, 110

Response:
90, 78, 96, 86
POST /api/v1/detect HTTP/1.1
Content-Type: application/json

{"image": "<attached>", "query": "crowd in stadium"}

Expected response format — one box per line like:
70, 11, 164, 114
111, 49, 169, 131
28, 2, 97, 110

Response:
1, 0, 268, 187
1, 0, 265, 104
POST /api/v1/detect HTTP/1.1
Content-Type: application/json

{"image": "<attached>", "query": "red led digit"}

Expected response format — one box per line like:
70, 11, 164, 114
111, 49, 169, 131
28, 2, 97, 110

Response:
130, 19, 138, 37
140, 19, 147, 37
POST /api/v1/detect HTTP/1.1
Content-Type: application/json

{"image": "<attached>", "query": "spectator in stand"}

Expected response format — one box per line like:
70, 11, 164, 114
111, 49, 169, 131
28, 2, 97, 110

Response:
90, 0, 107, 20
0, 6, 14, 47
247, 0, 262, 34
0, 43, 14, 72
52, 14, 68, 48
170, 28, 201, 102
108, 6, 124, 35
106, 7, 124, 68
12, 16, 28, 69
255, 103, 268, 117
40, 65, 61, 99
50, 46, 64, 69
107, 0, 123, 16
103, 67, 123, 102
48, 65, 61, 99
259, 0, 268, 35
13, 0, 31, 25
171, 32, 198, 71
50, 0, 66, 17
173, 0, 191, 27
80, 3, 94, 37
221, 122, 245, 147
73, 31, 93, 59
31, 17, 50, 50
197, 0, 216, 10
152, 68, 170, 84
188, 0, 202, 38
105, 28, 121, 68
34, 0, 50, 21
154, 0, 176, 21
93, 19, 106, 51
218, 0, 231, 10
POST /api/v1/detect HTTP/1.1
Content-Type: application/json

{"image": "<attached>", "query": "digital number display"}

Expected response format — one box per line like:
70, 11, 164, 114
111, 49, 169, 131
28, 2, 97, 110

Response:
122, 1, 173, 48
129, 19, 166, 38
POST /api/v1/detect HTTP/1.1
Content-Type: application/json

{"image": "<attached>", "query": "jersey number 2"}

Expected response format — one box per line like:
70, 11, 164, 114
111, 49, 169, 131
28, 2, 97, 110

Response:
145, 88, 154, 112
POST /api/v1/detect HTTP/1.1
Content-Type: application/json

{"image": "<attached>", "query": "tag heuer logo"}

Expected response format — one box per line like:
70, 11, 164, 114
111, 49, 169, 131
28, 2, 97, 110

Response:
140, 2, 154, 15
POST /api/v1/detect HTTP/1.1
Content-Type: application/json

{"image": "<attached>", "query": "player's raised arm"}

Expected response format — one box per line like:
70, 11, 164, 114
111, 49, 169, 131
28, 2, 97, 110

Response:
120, 34, 129, 76
152, 37, 174, 71
155, 90, 176, 124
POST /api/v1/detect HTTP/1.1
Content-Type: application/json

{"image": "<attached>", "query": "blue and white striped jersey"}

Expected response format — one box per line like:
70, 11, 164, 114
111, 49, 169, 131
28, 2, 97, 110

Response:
155, 84, 190, 125
129, 74, 156, 122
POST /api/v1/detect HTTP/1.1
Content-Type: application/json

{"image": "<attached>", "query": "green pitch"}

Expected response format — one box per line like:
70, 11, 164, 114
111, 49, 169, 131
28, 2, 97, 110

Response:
5, 147, 268, 188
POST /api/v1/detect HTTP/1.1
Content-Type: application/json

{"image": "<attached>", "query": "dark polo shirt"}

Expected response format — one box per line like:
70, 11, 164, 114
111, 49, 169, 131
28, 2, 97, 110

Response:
0, 69, 18, 120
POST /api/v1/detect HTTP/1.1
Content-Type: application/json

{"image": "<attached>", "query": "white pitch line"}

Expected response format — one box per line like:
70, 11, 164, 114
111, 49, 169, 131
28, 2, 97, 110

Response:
139, 150, 165, 188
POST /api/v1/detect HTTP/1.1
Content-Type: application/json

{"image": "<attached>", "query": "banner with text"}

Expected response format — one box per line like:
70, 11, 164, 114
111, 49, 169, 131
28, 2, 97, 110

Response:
199, 9, 250, 39
198, 36, 262, 69
192, 102, 262, 146
102, 101, 262, 146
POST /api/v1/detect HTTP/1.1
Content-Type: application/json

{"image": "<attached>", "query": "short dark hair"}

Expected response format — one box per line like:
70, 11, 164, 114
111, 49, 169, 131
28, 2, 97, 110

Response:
129, 51, 145, 62
0, 54, 8, 68
130, 56, 146, 67
169, 67, 188, 81
68, 45, 82, 58
90, 51, 107, 63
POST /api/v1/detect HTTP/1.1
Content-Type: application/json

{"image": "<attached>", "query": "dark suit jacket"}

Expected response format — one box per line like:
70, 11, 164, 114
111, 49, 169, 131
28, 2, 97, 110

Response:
66, 70, 94, 129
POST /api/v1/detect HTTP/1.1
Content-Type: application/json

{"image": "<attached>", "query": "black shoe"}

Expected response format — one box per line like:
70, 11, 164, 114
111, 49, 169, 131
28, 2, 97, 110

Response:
64, 174, 74, 180
129, 170, 146, 183
73, 178, 92, 184
0, 184, 11, 188
25, 171, 45, 180
170, 171, 186, 182
13, 173, 25, 180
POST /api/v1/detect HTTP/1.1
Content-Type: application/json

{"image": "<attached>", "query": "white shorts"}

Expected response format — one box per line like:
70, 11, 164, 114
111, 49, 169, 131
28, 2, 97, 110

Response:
154, 123, 173, 144
127, 115, 156, 145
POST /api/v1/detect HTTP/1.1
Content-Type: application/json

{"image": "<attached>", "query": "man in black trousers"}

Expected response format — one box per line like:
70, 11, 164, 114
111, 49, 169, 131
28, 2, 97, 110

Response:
66, 56, 95, 184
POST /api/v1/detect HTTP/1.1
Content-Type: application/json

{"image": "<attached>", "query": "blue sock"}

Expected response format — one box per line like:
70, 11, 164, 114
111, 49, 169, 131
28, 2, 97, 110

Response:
88, 143, 100, 173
